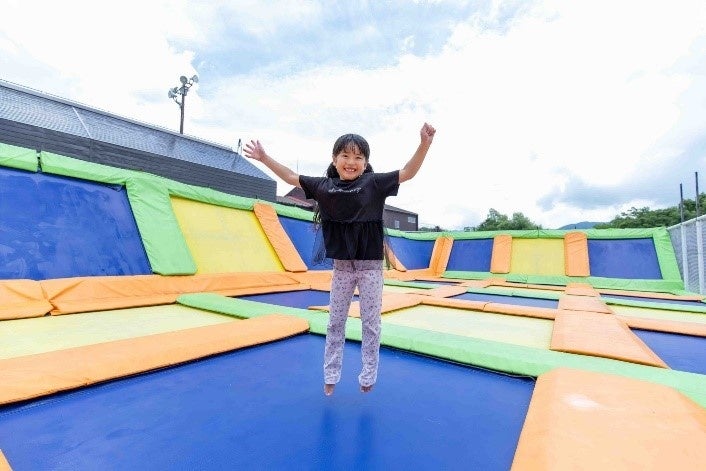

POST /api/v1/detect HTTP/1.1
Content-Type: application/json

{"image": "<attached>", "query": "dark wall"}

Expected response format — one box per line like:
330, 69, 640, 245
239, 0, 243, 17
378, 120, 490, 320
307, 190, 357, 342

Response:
0, 118, 276, 201
384, 208, 418, 231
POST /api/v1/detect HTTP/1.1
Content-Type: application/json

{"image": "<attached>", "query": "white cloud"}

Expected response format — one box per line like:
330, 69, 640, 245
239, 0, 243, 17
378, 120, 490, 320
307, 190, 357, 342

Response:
2, 0, 706, 229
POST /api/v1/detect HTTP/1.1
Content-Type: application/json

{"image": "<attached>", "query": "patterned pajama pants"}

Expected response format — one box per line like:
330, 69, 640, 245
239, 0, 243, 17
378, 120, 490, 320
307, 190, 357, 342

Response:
324, 259, 383, 387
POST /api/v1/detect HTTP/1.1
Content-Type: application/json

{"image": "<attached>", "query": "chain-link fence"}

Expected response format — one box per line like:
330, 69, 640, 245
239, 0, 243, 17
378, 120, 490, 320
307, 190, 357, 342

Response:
668, 215, 706, 294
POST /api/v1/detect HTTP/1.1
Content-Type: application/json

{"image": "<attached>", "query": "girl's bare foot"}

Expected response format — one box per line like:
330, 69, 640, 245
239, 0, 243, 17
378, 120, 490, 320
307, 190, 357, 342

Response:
324, 384, 335, 396
360, 384, 373, 393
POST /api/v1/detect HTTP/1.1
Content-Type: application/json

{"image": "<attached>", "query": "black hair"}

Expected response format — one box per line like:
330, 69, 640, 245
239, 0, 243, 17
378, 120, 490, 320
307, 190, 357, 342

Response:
332, 133, 370, 159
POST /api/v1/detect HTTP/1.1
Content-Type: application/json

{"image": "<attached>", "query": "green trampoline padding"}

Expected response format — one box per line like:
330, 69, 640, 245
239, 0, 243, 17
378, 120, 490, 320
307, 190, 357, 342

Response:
0, 143, 39, 172
384, 305, 553, 349
612, 305, 706, 325
0, 305, 234, 359
177, 293, 706, 408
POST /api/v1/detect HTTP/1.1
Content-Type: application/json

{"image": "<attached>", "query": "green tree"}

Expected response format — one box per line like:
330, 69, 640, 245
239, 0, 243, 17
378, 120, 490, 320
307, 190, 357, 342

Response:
475, 208, 541, 231
595, 193, 706, 229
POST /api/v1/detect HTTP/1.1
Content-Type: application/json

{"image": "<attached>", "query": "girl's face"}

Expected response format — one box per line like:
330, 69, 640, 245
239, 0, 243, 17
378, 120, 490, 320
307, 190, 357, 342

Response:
332, 145, 367, 180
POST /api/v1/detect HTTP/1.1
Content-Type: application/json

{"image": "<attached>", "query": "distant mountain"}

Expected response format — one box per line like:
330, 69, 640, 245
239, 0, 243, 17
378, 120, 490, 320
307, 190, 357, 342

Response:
557, 221, 604, 230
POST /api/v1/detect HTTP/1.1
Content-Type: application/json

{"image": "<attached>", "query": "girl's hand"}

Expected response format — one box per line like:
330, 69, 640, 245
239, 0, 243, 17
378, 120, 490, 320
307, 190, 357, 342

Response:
420, 122, 436, 146
244, 140, 268, 161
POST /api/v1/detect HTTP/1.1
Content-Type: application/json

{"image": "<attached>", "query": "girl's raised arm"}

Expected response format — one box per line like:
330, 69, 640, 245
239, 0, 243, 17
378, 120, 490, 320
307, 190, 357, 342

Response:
243, 140, 301, 188
399, 123, 436, 184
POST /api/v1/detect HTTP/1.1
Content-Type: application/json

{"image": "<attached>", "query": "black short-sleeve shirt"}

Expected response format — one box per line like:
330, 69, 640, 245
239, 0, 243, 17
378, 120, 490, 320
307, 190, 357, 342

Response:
299, 171, 400, 260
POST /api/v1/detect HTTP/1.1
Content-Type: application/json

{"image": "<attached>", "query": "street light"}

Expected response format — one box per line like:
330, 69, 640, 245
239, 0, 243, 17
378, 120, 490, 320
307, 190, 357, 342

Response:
168, 74, 199, 134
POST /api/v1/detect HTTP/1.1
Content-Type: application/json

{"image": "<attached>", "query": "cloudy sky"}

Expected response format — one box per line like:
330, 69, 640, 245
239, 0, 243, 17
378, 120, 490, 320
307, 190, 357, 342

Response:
2, 0, 705, 229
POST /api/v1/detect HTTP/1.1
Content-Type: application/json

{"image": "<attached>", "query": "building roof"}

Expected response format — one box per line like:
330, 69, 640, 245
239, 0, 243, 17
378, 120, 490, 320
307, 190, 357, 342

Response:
0, 79, 271, 181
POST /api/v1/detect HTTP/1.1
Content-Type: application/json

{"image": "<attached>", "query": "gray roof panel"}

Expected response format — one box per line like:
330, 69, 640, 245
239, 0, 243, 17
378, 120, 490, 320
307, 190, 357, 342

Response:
0, 80, 271, 181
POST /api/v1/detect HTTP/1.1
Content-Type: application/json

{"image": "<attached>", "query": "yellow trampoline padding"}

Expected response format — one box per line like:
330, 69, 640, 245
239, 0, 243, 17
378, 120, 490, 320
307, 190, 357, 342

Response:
564, 232, 590, 277
0, 451, 10, 471
558, 294, 613, 314
0, 314, 309, 406
171, 197, 284, 274
490, 234, 512, 274
510, 238, 565, 277
551, 311, 667, 367
0, 280, 53, 320
429, 236, 453, 275
0, 305, 234, 360
41, 273, 302, 315
511, 368, 706, 471
253, 203, 307, 272
385, 305, 553, 349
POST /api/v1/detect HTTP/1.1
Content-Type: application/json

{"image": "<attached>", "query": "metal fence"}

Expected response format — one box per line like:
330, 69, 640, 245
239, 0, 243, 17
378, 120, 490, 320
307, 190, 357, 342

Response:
668, 215, 706, 294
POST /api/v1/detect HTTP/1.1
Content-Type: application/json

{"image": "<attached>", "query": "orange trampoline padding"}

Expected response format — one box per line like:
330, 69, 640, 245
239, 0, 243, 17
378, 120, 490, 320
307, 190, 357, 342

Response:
0, 451, 10, 471
0, 280, 53, 320
429, 236, 453, 275
385, 243, 407, 271
558, 295, 613, 314
309, 293, 423, 318
483, 303, 558, 320
490, 234, 512, 274
420, 296, 488, 312
0, 314, 308, 406
599, 288, 705, 302
459, 279, 495, 288
511, 368, 706, 471
41, 273, 303, 315
253, 203, 307, 272
620, 316, 706, 338
564, 282, 599, 297
551, 311, 667, 367
415, 285, 469, 298
563, 232, 590, 277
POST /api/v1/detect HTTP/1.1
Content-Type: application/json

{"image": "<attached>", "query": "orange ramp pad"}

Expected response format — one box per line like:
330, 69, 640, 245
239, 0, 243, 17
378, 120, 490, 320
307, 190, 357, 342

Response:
511, 368, 706, 470
490, 234, 512, 274
429, 236, 453, 275
0, 280, 53, 320
551, 312, 667, 367
253, 203, 307, 272
0, 314, 308, 405
563, 231, 590, 276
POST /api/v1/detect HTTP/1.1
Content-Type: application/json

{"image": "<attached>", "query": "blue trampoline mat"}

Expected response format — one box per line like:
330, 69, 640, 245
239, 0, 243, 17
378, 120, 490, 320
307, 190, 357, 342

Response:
452, 292, 559, 309
632, 329, 706, 375
0, 334, 534, 471
236, 290, 347, 309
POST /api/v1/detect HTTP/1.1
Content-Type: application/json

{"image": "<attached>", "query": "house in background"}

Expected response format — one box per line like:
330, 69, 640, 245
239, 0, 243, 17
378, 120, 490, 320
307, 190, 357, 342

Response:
280, 187, 419, 231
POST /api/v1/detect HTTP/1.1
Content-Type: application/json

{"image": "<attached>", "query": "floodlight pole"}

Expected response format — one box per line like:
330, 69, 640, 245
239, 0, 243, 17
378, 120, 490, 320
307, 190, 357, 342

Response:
179, 92, 186, 134
167, 75, 199, 134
